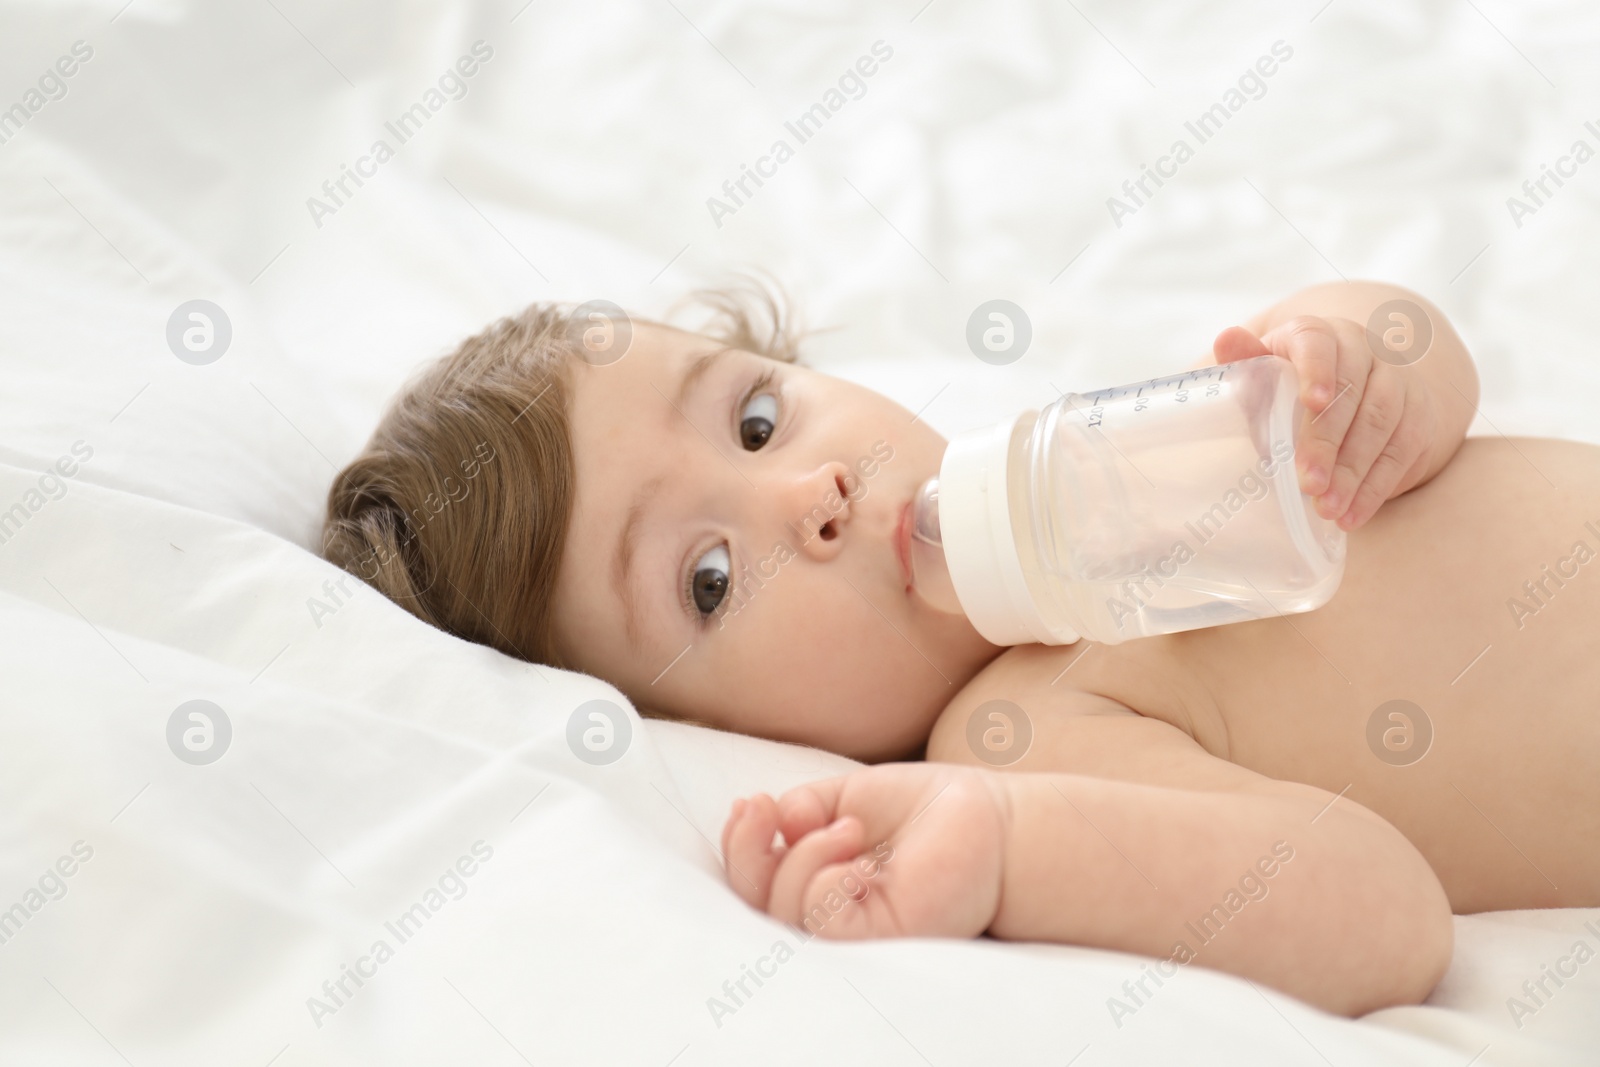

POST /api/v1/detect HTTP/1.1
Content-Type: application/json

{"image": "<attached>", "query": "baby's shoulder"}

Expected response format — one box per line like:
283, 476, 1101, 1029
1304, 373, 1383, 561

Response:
926, 643, 1137, 763
953, 640, 1161, 710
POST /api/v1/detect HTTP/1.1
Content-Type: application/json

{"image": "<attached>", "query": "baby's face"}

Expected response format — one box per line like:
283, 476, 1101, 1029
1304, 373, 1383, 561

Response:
550, 324, 1000, 761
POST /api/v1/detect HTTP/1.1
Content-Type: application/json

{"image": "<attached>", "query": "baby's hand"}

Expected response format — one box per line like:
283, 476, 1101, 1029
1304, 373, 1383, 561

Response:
1213, 316, 1439, 530
720, 764, 1007, 940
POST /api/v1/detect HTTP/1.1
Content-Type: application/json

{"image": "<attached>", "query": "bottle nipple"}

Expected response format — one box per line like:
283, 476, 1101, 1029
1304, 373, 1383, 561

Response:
909, 477, 964, 614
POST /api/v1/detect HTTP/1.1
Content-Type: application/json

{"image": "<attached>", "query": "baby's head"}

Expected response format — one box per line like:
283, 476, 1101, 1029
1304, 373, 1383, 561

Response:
322, 285, 999, 761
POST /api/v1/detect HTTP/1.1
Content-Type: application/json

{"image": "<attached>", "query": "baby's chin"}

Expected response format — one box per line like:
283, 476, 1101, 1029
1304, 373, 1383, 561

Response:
817, 692, 950, 764
693, 687, 935, 763
813, 637, 1002, 761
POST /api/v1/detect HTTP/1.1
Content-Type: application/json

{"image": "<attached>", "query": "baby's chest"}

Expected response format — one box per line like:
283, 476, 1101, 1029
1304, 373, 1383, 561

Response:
1007, 438, 1600, 776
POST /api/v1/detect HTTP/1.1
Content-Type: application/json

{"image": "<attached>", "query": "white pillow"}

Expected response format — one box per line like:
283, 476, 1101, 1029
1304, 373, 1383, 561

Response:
0, 136, 347, 549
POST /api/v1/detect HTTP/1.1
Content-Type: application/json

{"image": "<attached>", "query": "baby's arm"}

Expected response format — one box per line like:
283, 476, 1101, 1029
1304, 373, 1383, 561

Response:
949, 690, 1453, 1014
1197, 280, 1481, 529
1232, 280, 1480, 494
990, 762, 1451, 1015
721, 695, 1453, 1016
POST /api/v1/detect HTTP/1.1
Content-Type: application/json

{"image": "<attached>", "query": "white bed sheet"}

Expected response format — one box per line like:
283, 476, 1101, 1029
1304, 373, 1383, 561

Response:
1, 0, 1597, 1063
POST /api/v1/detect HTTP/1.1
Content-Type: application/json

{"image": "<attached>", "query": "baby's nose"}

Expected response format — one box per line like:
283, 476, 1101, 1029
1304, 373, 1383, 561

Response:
784, 462, 855, 552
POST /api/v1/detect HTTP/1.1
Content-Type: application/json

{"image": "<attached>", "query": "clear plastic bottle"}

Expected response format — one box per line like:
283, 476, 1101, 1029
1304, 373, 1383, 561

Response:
909, 354, 1346, 645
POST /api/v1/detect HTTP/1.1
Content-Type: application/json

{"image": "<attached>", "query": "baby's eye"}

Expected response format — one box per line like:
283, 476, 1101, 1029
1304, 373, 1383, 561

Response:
740, 393, 778, 451
689, 544, 731, 616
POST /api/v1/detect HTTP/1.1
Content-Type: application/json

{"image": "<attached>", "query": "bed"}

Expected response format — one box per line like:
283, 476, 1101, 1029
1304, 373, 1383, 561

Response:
1, 0, 1596, 1062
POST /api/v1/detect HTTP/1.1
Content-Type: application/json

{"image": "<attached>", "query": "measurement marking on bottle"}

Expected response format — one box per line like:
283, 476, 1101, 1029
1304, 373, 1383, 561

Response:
1080, 360, 1242, 422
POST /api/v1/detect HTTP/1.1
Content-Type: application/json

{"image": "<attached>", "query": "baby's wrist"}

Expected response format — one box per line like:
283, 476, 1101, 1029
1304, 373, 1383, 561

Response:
978, 767, 1019, 936
982, 771, 1123, 943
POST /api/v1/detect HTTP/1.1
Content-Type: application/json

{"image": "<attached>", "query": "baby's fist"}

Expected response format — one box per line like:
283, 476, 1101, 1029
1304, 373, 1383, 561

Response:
1214, 315, 1438, 530
720, 763, 1008, 941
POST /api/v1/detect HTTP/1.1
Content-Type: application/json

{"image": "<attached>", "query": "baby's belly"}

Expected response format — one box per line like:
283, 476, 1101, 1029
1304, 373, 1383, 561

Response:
1078, 436, 1600, 912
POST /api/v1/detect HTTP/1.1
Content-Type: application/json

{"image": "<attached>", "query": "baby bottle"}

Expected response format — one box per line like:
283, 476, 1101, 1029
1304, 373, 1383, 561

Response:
908, 354, 1346, 645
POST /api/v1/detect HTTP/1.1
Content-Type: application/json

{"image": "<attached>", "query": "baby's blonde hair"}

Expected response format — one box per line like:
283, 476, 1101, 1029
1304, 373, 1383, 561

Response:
321, 277, 803, 669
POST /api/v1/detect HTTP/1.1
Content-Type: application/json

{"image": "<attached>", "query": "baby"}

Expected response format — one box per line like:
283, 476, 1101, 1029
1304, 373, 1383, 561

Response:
323, 279, 1600, 1017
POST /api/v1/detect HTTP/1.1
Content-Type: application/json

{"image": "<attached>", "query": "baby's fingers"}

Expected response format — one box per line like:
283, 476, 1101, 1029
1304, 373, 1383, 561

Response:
777, 781, 840, 847
1211, 325, 1271, 364
722, 794, 784, 910
1253, 318, 1353, 497
766, 816, 866, 927
1318, 369, 1409, 528
1263, 317, 1341, 412
1337, 389, 1434, 530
